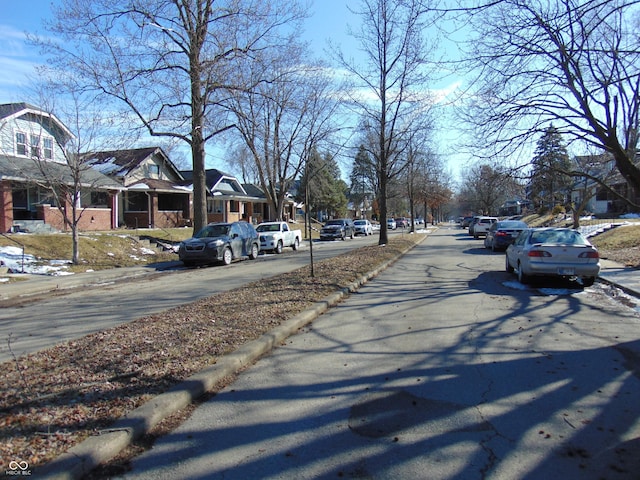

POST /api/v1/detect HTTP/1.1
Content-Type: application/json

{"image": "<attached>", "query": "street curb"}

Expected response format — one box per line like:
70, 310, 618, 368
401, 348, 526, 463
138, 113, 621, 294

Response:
598, 275, 640, 299
38, 235, 428, 479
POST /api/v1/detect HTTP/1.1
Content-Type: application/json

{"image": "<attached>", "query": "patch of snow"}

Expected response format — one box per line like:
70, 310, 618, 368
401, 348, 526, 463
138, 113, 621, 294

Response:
504, 280, 586, 296
138, 247, 156, 255
538, 287, 584, 296
0, 246, 72, 275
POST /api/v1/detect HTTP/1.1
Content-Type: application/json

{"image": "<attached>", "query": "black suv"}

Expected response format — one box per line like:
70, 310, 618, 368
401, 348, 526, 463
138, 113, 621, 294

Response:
320, 219, 355, 241
178, 221, 260, 266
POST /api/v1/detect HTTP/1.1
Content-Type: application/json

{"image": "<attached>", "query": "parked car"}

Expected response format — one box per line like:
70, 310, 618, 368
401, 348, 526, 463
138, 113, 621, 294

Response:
396, 217, 409, 228
256, 221, 302, 253
178, 221, 260, 266
471, 216, 498, 238
461, 216, 474, 228
387, 218, 397, 230
320, 219, 355, 241
353, 219, 373, 236
505, 227, 600, 286
484, 220, 528, 251
468, 216, 481, 235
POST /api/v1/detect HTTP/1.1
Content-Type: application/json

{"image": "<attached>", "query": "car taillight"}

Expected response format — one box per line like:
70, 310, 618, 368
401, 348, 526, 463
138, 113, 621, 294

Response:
528, 250, 551, 257
496, 231, 509, 237
579, 251, 600, 259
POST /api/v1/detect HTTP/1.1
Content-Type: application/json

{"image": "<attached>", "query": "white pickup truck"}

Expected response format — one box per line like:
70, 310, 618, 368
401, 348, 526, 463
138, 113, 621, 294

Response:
256, 221, 302, 254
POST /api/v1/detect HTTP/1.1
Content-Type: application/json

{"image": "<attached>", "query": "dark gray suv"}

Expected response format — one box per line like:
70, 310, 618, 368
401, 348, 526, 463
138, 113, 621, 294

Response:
178, 221, 260, 266
320, 219, 355, 241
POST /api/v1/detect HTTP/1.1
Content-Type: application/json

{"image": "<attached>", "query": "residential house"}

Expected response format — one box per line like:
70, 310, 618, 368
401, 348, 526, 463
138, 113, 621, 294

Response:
87, 147, 192, 229
0, 103, 122, 233
570, 153, 640, 215
179, 169, 251, 224
179, 169, 296, 225
242, 182, 300, 223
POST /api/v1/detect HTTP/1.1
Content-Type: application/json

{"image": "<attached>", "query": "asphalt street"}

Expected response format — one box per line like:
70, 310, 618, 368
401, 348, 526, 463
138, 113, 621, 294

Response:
0, 234, 384, 363
115, 226, 640, 480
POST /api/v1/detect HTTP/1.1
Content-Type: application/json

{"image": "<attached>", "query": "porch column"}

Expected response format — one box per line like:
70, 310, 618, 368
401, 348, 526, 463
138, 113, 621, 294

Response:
110, 191, 118, 229
0, 180, 13, 233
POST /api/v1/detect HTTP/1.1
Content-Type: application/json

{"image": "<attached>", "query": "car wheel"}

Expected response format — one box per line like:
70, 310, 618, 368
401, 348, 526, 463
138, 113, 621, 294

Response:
249, 243, 259, 260
292, 237, 299, 250
517, 262, 529, 284
275, 240, 283, 254
491, 242, 498, 253
222, 247, 232, 265
505, 254, 514, 273
581, 276, 595, 287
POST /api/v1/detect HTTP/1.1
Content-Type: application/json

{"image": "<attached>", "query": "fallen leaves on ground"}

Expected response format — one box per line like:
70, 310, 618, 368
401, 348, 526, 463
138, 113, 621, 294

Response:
0, 236, 422, 470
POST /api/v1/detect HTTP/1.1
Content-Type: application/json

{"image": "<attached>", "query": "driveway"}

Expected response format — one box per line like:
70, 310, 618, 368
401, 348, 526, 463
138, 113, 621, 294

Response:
121, 226, 640, 479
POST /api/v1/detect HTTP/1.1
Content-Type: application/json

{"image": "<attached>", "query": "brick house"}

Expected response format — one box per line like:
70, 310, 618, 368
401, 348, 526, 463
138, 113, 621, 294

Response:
86, 147, 192, 229
0, 103, 122, 233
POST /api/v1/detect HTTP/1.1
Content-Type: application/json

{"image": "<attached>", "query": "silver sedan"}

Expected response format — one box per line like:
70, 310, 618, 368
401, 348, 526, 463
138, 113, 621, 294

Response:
505, 227, 601, 286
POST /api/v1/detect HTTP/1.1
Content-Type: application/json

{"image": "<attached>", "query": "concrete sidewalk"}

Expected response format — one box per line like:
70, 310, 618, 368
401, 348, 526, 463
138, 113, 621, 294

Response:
598, 258, 640, 298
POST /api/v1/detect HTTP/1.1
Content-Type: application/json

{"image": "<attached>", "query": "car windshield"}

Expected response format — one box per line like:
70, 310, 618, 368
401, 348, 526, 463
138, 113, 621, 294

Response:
256, 224, 279, 232
194, 224, 230, 238
530, 229, 587, 245
354, 220, 366, 225
325, 220, 344, 226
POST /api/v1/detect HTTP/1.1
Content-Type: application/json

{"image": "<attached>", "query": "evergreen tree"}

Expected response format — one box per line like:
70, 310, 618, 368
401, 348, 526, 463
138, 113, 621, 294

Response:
300, 150, 348, 219
349, 145, 376, 218
529, 126, 572, 211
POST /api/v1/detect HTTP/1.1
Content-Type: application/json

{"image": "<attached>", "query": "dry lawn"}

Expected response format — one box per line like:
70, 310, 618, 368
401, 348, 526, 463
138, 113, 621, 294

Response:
0, 236, 422, 472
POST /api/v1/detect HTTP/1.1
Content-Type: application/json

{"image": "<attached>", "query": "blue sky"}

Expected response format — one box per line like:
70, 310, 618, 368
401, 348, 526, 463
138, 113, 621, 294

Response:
0, 0, 465, 180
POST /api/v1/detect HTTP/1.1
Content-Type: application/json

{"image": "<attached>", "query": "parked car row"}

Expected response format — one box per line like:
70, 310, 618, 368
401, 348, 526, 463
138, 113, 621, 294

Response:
179, 216, 408, 267
460, 213, 602, 285
178, 219, 601, 288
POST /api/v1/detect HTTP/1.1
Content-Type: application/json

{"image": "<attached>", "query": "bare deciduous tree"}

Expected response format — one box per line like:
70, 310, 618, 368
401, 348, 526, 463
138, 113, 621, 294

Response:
228, 47, 340, 221
335, 0, 441, 245
460, 0, 640, 209
37, 0, 306, 233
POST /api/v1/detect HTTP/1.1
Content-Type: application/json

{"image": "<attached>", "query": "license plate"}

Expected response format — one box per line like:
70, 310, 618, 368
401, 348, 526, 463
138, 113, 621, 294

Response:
558, 267, 575, 275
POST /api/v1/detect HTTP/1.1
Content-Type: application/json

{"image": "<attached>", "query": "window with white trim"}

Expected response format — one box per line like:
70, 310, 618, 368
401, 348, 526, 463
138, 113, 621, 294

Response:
14, 132, 55, 159
43, 138, 53, 159
30, 134, 41, 157
15, 132, 27, 155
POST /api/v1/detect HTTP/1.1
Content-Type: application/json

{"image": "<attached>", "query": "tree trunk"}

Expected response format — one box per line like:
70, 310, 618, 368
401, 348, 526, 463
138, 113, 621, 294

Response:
191, 140, 207, 234
191, 66, 208, 234
378, 172, 388, 245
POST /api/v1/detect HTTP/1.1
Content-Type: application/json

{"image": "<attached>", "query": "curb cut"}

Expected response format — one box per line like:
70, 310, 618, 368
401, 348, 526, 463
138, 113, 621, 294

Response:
39, 235, 428, 479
